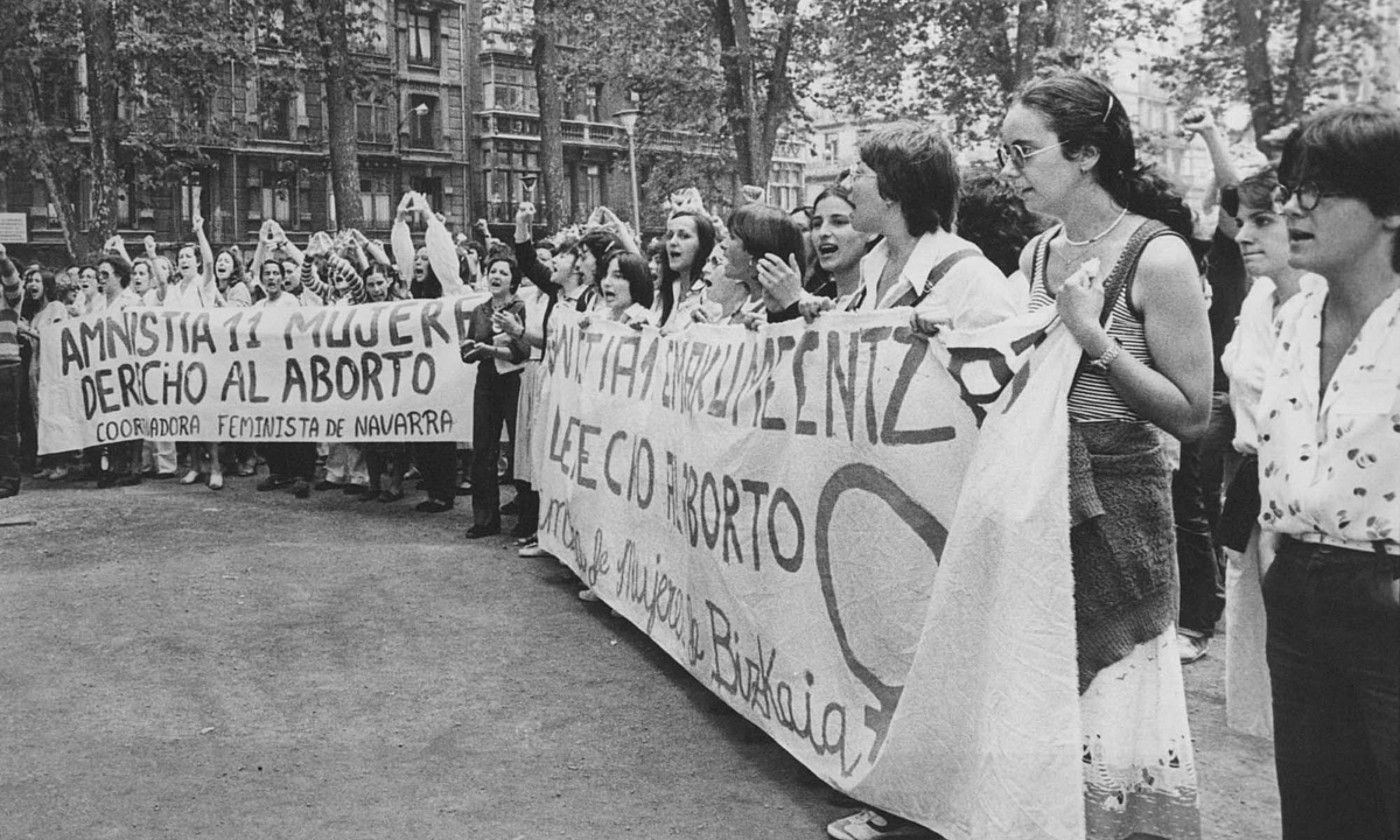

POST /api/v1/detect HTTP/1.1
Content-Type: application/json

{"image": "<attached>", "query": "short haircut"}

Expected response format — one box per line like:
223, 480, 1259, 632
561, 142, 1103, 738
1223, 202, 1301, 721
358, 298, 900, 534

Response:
486, 254, 522, 291
97, 256, 132, 289
858, 122, 959, 235
1232, 166, 1280, 215
726, 203, 807, 276
1280, 104, 1400, 272
576, 229, 623, 284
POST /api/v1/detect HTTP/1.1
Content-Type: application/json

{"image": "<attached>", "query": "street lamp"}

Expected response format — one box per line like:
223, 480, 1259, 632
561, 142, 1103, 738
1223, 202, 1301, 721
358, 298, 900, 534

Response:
613, 108, 642, 235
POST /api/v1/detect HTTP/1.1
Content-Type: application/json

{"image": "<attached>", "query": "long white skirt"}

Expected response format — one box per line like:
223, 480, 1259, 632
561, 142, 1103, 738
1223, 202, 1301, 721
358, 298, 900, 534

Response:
1081, 628, 1202, 839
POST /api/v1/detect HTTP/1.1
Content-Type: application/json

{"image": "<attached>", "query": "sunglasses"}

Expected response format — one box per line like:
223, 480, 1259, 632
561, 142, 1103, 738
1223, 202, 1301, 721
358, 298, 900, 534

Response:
997, 140, 1067, 171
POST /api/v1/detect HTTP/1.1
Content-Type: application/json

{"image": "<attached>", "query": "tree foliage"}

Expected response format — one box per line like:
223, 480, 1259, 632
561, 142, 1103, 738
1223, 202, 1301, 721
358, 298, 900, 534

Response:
813, 0, 1176, 144
1152, 0, 1386, 139
1, 0, 253, 257
494, 0, 815, 207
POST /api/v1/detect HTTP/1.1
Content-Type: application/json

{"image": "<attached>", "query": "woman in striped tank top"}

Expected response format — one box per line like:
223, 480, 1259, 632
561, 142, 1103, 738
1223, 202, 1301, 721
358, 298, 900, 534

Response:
1000, 74, 1212, 840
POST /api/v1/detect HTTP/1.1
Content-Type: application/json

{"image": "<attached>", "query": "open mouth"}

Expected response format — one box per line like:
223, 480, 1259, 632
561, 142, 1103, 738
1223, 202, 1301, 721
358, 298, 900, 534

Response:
1287, 229, 1314, 244
816, 243, 839, 257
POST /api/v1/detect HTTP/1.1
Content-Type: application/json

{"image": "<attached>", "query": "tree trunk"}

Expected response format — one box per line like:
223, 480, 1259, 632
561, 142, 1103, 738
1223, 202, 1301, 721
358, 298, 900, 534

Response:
1049, 0, 1085, 63
313, 0, 363, 231
35, 159, 85, 261
531, 0, 567, 229
713, 0, 759, 188
754, 0, 799, 193
13, 58, 88, 259
1011, 0, 1044, 89
1280, 0, 1323, 125
1233, 0, 1276, 139
81, 0, 120, 251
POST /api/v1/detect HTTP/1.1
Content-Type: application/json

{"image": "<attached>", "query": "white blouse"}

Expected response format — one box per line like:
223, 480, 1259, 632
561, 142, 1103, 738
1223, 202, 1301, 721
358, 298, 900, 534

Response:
1256, 287, 1400, 544
1221, 273, 1326, 454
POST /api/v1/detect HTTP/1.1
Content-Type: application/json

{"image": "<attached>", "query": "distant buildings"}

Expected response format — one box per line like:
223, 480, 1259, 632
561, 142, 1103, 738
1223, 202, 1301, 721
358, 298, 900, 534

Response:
0, 0, 809, 262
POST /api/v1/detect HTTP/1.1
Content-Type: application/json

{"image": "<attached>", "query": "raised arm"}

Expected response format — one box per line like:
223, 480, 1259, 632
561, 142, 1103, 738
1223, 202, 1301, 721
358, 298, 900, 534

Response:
418, 195, 463, 296
192, 212, 216, 294
391, 192, 417, 283
1182, 108, 1240, 239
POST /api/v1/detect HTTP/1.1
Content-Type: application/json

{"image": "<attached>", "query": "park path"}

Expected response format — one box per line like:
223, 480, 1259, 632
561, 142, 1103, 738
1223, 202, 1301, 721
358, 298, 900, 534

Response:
0, 479, 1277, 838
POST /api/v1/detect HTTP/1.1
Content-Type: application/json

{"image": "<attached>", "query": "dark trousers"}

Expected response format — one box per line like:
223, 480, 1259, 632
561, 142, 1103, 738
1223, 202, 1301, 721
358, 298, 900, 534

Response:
0, 364, 20, 493
415, 441, 459, 505
513, 482, 539, 534
18, 356, 36, 472
1265, 537, 1399, 840
470, 368, 520, 529
263, 442, 315, 481
1173, 392, 1230, 636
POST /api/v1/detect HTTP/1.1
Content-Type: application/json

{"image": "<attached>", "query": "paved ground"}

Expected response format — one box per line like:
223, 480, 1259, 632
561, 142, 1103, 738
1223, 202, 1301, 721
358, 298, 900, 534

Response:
0, 476, 1279, 839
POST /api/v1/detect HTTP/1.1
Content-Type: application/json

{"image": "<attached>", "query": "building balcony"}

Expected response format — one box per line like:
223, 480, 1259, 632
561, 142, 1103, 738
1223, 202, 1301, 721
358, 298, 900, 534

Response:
476, 110, 624, 149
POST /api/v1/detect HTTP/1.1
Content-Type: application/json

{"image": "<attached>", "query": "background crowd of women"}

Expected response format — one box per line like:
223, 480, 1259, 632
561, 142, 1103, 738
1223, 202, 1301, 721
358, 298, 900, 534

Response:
1, 70, 1395, 840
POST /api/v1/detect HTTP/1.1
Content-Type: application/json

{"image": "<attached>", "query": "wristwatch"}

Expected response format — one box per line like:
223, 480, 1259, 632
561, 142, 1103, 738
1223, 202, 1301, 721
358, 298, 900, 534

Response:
1089, 340, 1122, 372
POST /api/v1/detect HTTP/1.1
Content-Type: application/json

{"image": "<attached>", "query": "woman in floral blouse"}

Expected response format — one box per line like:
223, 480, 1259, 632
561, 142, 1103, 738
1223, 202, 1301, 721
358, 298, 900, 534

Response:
1257, 104, 1400, 840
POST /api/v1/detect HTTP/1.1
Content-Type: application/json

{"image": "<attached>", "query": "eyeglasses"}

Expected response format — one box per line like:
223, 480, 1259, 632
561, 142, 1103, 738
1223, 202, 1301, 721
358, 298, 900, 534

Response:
997, 141, 1066, 171
1272, 182, 1345, 213
840, 165, 876, 188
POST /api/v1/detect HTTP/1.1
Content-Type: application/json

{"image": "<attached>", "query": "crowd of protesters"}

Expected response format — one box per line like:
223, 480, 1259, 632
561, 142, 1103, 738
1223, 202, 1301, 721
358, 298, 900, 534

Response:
1, 73, 1396, 840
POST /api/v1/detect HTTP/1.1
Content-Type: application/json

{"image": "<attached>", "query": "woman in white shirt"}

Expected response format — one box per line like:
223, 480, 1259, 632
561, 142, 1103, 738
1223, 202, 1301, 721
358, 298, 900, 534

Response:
1256, 105, 1400, 840
1217, 168, 1325, 739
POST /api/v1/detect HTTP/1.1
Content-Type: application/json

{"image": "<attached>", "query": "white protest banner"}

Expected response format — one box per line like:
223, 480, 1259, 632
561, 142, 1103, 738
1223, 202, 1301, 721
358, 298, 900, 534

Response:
533, 307, 1087, 839
37, 297, 486, 454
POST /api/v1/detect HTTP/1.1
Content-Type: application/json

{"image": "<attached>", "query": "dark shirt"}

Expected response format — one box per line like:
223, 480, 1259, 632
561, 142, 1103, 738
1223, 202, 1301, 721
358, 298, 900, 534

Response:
1204, 230, 1247, 392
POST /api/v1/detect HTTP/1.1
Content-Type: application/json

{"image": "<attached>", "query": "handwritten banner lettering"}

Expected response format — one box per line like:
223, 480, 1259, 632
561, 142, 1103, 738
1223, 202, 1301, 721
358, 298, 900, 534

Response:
36, 297, 486, 454
534, 308, 1089, 839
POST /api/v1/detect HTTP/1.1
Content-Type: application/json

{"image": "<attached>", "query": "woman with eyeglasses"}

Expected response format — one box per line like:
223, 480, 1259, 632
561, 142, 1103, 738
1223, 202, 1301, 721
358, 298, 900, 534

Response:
1255, 105, 1400, 840
997, 72, 1211, 840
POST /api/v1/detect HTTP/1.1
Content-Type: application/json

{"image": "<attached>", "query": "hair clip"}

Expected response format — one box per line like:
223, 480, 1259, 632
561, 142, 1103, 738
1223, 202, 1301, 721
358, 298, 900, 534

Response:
1102, 94, 1116, 124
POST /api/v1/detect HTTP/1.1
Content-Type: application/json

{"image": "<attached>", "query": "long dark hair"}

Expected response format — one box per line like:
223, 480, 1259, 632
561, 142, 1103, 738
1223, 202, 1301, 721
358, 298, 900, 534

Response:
658, 210, 716, 323
804, 185, 858, 293
1015, 73, 1192, 239
607, 250, 654, 311
214, 247, 244, 290
727, 203, 807, 277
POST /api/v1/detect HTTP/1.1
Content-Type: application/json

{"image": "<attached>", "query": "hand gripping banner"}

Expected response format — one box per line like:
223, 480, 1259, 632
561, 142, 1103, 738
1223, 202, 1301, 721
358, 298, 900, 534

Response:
533, 307, 1090, 839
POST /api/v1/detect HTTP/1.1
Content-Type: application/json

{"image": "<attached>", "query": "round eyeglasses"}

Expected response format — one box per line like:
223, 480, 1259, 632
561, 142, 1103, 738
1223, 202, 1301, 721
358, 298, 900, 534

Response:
1272, 182, 1345, 213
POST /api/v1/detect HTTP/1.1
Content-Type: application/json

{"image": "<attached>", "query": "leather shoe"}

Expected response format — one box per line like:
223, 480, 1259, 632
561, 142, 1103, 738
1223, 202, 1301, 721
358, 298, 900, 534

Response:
464, 523, 501, 539
415, 498, 453, 513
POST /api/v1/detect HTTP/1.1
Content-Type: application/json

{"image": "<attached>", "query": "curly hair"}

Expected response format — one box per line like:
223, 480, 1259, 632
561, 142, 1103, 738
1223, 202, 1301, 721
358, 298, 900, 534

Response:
957, 173, 1050, 277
